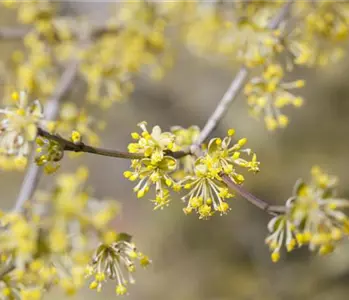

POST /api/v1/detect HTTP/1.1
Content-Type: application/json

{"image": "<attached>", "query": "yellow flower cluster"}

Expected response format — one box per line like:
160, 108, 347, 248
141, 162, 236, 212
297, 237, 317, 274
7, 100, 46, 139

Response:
12, 36, 58, 97
287, 2, 349, 66
0, 167, 149, 297
174, 1, 283, 67
266, 166, 349, 262
80, 1, 173, 109
35, 135, 63, 174
0, 91, 44, 170
56, 102, 104, 147
2, 1, 174, 108
182, 129, 259, 219
244, 64, 304, 131
125, 122, 180, 209
125, 124, 259, 219
2, 0, 64, 97
0, 91, 106, 172
171, 125, 200, 177
86, 237, 151, 295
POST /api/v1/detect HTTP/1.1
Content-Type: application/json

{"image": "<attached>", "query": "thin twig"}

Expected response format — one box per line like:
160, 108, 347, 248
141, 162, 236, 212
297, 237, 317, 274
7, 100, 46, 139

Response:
0, 264, 15, 279
193, 68, 249, 147
13, 61, 79, 212
37, 128, 144, 160
36, 127, 286, 215
0, 27, 29, 39
37, 128, 190, 160
221, 174, 286, 215
193, 0, 293, 147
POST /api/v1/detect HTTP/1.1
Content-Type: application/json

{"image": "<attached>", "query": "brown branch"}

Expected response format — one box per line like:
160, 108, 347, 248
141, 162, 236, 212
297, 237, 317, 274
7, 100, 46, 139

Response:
221, 173, 286, 215
37, 127, 286, 216
37, 128, 190, 160
193, 0, 294, 147
37, 128, 144, 160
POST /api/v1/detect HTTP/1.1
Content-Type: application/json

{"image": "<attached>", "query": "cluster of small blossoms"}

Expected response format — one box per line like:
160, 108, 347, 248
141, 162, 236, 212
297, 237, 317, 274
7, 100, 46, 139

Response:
86, 238, 150, 296
35, 135, 63, 174
0, 167, 149, 297
55, 102, 104, 147
244, 64, 304, 131
125, 122, 180, 210
1, 1, 174, 107
125, 124, 259, 218
0, 91, 44, 170
286, 2, 349, 67
164, 1, 283, 67
266, 166, 349, 262
2, 0, 55, 30
182, 129, 259, 219
79, 1, 173, 109
1, 0, 63, 97
171, 125, 200, 177
13, 33, 59, 97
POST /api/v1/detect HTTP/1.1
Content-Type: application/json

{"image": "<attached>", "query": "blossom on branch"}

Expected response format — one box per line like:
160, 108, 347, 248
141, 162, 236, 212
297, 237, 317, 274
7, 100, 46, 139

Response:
266, 166, 349, 262
0, 91, 43, 170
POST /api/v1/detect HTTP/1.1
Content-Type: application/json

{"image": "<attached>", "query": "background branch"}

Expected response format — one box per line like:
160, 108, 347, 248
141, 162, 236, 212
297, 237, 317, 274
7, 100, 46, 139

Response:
13, 61, 79, 212
0, 27, 29, 39
193, 0, 293, 147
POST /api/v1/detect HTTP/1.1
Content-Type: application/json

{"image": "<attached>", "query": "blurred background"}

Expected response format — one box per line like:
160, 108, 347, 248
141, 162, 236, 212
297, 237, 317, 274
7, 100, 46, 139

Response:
1, 2, 349, 300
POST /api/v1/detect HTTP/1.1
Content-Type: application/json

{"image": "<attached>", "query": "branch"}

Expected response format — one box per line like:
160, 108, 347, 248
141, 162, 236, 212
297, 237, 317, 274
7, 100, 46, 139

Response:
0, 264, 15, 279
37, 125, 287, 216
221, 173, 286, 215
37, 128, 191, 160
193, 68, 249, 147
193, 0, 294, 147
0, 27, 29, 39
37, 128, 144, 160
13, 61, 79, 213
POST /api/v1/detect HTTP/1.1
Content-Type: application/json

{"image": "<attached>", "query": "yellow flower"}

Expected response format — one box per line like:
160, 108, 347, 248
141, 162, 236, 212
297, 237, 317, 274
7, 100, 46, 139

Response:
0, 91, 44, 169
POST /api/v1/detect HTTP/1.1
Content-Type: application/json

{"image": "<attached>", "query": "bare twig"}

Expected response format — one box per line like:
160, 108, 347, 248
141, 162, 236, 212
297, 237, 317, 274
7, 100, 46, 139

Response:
13, 61, 79, 212
221, 174, 286, 215
37, 128, 144, 160
193, 68, 249, 147
0, 264, 15, 279
0, 27, 29, 39
193, 0, 293, 147
37, 128, 191, 160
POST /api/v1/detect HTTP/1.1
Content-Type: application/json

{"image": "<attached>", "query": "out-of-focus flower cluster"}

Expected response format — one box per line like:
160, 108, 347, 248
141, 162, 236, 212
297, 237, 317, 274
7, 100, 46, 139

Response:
266, 166, 349, 262
0, 167, 150, 297
288, 2, 349, 67
0, 91, 44, 170
244, 64, 304, 130
2, 1, 349, 131
0, 90, 107, 172
1, 0, 174, 109
162, 1, 283, 67
125, 123, 259, 218
80, 1, 174, 109
55, 102, 104, 147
